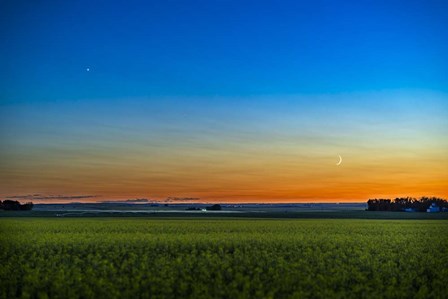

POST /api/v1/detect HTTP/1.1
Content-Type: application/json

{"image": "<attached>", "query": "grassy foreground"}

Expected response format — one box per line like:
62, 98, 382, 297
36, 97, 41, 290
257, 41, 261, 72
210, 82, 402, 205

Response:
1, 218, 447, 298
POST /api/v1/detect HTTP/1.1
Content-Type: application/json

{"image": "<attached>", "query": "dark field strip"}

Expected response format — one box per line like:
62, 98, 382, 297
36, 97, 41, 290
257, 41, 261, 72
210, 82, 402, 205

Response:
2, 210, 448, 219
1, 218, 447, 299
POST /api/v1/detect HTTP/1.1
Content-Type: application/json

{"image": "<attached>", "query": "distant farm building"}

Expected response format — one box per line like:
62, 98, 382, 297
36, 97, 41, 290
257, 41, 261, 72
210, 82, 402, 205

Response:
427, 203, 440, 213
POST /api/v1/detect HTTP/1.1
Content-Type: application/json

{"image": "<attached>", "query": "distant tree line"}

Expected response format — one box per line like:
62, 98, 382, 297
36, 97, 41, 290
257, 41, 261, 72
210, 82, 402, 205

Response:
0, 200, 34, 211
367, 197, 448, 212
185, 204, 222, 211
206, 204, 222, 211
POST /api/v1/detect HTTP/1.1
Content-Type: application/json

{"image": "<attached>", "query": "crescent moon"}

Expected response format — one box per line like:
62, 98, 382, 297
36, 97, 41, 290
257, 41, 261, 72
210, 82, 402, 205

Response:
336, 155, 342, 166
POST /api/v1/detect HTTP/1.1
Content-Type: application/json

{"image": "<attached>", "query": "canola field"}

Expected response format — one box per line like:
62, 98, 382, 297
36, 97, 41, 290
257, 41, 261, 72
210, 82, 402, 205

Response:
1, 218, 447, 299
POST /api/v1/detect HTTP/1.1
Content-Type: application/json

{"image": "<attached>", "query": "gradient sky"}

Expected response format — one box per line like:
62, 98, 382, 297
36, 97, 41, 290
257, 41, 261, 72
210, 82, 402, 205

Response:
1, 0, 447, 203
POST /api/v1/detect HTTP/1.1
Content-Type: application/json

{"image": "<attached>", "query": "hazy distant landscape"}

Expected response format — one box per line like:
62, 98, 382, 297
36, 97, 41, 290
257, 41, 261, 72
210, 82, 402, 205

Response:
2, 202, 448, 220
33, 202, 368, 213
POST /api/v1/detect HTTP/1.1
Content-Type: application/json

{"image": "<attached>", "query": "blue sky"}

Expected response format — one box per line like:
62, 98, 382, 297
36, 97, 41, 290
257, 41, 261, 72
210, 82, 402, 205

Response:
1, 0, 447, 201
1, 0, 447, 102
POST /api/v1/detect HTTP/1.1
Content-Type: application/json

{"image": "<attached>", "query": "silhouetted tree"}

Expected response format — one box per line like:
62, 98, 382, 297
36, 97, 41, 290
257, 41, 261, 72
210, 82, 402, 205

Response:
20, 202, 34, 210
367, 197, 447, 212
367, 199, 392, 211
206, 204, 222, 211
0, 200, 34, 211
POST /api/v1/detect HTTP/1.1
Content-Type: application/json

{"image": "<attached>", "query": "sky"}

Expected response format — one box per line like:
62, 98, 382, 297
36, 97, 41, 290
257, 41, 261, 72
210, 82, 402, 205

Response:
1, 0, 447, 203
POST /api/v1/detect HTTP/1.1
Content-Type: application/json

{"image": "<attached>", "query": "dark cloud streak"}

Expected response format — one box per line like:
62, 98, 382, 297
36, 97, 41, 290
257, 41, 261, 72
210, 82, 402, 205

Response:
4, 194, 99, 200
165, 197, 200, 202
99, 197, 200, 204
125, 198, 149, 203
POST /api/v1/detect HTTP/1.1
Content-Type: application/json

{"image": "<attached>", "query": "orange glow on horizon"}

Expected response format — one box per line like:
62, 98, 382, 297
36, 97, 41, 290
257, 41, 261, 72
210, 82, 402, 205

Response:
1, 93, 447, 204
2, 145, 448, 203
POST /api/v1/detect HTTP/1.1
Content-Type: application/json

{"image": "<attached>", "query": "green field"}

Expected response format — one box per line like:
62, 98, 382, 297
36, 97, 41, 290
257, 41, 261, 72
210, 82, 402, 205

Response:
1, 218, 447, 298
